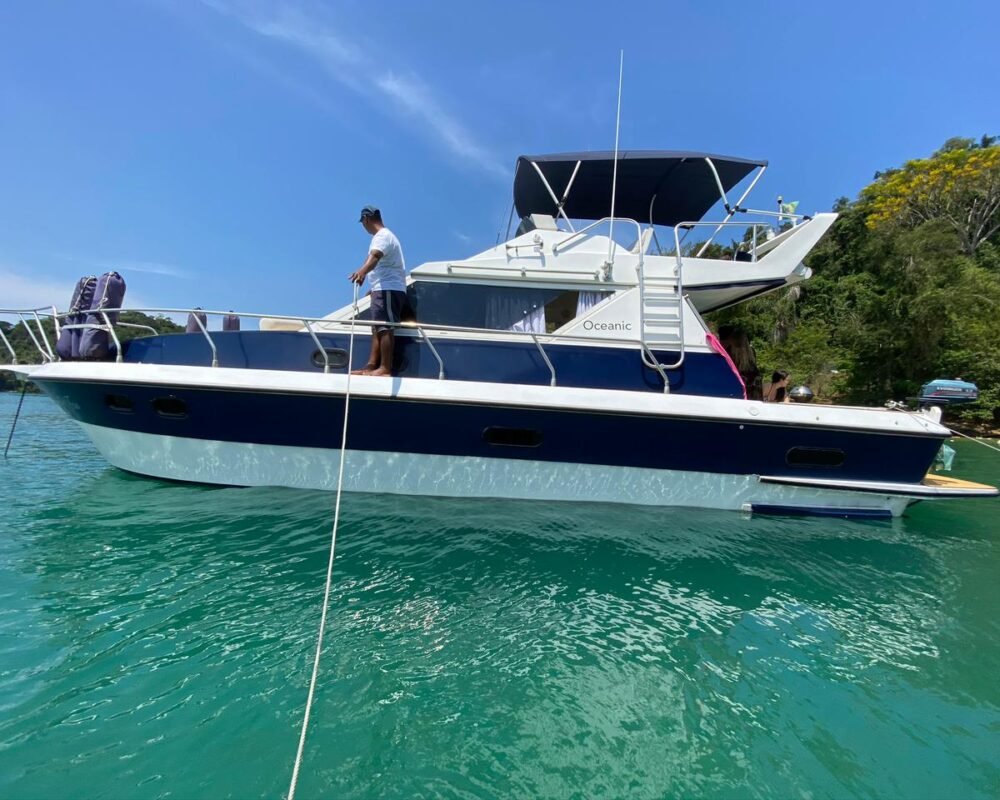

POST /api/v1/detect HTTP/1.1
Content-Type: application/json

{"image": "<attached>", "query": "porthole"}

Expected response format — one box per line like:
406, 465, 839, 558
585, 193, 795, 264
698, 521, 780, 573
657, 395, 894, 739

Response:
311, 348, 350, 369
786, 447, 845, 468
152, 396, 188, 418
483, 426, 543, 448
104, 394, 134, 413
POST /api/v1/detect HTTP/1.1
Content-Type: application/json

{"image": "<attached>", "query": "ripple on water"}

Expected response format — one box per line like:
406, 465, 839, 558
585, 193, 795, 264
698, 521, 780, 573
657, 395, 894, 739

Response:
0, 394, 997, 799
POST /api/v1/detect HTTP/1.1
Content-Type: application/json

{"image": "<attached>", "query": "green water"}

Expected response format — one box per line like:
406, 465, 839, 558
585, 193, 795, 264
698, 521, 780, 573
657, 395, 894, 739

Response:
0, 394, 997, 799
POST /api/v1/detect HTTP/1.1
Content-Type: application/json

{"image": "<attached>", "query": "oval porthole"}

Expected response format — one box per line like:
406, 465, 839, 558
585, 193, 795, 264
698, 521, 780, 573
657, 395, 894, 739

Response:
483, 426, 543, 448
104, 394, 134, 413
152, 396, 188, 418
786, 447, 845, 468
311, 348, 350, 369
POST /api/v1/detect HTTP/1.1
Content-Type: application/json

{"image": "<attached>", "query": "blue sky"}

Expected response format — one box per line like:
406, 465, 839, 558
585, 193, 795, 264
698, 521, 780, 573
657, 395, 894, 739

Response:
1, 0, 997, 318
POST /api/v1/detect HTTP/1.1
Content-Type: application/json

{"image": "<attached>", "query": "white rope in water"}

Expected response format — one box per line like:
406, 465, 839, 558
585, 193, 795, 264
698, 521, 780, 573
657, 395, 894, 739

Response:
287, 283, 360, 800
888, 402, 1000, 455
943, 425, 1000, 454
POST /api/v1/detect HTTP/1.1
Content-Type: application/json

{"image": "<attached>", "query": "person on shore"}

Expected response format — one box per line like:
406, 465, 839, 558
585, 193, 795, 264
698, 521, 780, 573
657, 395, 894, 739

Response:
349, 205, 407, 376
765, 370, 790, 402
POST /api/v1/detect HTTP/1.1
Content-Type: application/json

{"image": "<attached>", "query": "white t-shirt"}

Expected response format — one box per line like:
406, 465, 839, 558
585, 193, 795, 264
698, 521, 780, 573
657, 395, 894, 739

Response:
368, 227, 406, 292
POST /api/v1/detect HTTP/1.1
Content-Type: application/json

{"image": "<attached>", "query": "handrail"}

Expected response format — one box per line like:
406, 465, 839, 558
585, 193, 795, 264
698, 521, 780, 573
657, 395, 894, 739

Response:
0, 305, 694, 388
303, 321, 329, 373
32, 311, 55, 361
673, 220, 775, 262
188, 311, 218, 368
116, 322, 159, 336
17, 313, 51, 363
100, 312, 125, 364
528, 333, 557, 387
551, 216, 644, 256
640, 341, 671, 393
0, 326, 17, 364
37, 307, 655, 350
415, 325, 445, 379
446, 262, 603, 280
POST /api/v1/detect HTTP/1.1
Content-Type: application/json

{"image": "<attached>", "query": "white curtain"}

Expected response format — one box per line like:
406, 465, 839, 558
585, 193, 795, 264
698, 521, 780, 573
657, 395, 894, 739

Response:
485, 295, 546, 332
509, 305, 545, 333
576, 291, 607, 316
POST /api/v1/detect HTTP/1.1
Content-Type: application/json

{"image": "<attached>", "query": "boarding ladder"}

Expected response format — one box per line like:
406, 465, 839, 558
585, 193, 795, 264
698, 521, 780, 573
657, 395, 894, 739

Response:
636, 247, 685, 378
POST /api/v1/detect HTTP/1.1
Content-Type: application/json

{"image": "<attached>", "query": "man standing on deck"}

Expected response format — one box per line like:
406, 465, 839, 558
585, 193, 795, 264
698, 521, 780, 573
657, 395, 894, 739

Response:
349, 205, 407, 376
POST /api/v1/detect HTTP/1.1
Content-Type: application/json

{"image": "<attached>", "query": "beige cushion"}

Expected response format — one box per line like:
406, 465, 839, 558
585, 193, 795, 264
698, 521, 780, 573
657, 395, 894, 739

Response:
259, 317, 304, 332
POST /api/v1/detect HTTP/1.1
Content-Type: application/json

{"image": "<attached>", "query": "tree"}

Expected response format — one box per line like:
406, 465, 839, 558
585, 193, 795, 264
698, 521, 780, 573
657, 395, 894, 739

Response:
863, 140, 1000, 256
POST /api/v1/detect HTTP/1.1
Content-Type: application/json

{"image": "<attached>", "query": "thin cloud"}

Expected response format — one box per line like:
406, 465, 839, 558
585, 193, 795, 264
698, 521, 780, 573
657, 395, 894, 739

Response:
196, 0, 509, 179
54, 253, 190, 278
0, 268, 167, 319
0, 270, 74, 311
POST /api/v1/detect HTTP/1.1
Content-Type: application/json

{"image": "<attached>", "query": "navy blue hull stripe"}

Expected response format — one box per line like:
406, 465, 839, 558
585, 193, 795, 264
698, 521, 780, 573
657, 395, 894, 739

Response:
36, 378, 942, 485
122, 331, 746, 398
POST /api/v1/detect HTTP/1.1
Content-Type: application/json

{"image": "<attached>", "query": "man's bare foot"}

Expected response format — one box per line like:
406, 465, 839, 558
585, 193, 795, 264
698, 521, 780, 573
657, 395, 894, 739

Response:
368, 366, 393, 377
350, 364, 377, 375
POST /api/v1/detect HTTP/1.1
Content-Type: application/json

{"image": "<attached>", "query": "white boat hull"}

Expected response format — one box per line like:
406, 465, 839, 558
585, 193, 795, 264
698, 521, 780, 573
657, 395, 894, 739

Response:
80, 422, 917, 518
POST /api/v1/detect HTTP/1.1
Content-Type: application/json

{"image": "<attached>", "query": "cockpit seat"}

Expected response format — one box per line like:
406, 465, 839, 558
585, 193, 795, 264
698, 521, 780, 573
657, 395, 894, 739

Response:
260, 317, 305, 332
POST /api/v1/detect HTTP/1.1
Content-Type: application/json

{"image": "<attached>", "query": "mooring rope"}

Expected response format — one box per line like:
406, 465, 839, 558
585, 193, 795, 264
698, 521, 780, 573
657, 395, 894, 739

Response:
287, 283, 360, 800
886, 401, 1000, 455
4, 379, 29, 459
942, 425, 1000, 454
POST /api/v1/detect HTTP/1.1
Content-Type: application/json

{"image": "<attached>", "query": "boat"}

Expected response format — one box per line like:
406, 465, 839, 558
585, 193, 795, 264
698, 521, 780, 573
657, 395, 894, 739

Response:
917, 379, 979, 406
2, 150, 996, 518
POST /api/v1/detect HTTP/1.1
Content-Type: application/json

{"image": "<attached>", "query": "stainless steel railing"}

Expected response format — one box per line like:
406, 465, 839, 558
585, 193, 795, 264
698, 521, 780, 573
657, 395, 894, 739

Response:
0, 303, 691, 391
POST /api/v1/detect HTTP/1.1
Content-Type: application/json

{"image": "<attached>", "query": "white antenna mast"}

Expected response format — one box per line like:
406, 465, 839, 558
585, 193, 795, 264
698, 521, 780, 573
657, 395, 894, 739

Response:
606, 50, 624, 275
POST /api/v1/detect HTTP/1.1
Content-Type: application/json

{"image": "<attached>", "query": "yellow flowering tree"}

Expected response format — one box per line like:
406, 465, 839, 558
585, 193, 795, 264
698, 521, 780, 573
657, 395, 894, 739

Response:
864, 139, 1000, 255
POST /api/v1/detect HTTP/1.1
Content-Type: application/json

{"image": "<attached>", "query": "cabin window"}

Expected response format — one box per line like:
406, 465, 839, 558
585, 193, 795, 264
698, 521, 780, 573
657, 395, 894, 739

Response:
105, 394, 134, 413
311, 348, 350, 369
786, 447, 845, 468
405, 283, 611, 333
152, 396, 188, 418
483, 426, 543, 447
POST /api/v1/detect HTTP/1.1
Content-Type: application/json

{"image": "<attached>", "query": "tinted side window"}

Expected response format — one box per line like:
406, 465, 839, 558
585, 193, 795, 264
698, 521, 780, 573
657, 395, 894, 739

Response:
786, 447, 845, 468
407, 283, 565, 330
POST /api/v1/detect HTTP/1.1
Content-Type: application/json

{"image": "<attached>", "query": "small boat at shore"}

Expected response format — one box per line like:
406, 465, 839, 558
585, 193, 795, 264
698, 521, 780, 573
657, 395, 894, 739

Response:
918, 379, 979, 406
3, 150, 996, 518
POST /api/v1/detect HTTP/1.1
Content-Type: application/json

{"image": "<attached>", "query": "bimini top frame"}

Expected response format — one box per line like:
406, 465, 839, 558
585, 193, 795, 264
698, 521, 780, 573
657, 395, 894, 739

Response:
512, 150, 768, 233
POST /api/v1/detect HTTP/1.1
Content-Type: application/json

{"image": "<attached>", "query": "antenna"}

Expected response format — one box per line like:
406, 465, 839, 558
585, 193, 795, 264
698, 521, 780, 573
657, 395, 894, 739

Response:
606, 50, 624, 273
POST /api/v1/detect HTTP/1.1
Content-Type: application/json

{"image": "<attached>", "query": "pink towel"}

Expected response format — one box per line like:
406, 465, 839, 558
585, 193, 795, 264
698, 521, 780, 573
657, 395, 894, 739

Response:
706, 332, 747, 399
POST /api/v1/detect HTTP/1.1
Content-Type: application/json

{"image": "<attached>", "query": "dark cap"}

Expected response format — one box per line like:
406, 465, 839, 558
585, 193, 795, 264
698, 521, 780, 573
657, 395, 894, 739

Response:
359, 205, 380, 222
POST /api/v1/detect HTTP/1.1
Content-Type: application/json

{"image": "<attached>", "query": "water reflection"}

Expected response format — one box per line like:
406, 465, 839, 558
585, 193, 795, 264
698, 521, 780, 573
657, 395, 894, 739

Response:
0, 394, 997, 799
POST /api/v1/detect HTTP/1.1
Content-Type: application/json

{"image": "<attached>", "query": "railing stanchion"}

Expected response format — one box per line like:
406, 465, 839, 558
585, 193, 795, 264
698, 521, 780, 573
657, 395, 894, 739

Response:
415, 326, 445, 380
100, 312, 124, 363
17, 313, 50, 362
529, 334, 557, 387
303, 321, 329, 373
0, 327, 17, 364
32, 311, 56, 361
190, 313, 218, 367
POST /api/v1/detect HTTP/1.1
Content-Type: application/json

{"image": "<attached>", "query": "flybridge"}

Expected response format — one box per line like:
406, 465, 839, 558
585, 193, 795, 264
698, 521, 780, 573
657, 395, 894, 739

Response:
512, 150, 770, 231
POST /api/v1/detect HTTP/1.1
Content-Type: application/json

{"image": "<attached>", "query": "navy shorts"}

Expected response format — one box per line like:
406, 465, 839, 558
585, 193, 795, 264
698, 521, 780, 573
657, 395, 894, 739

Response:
369, 290, 408, 332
